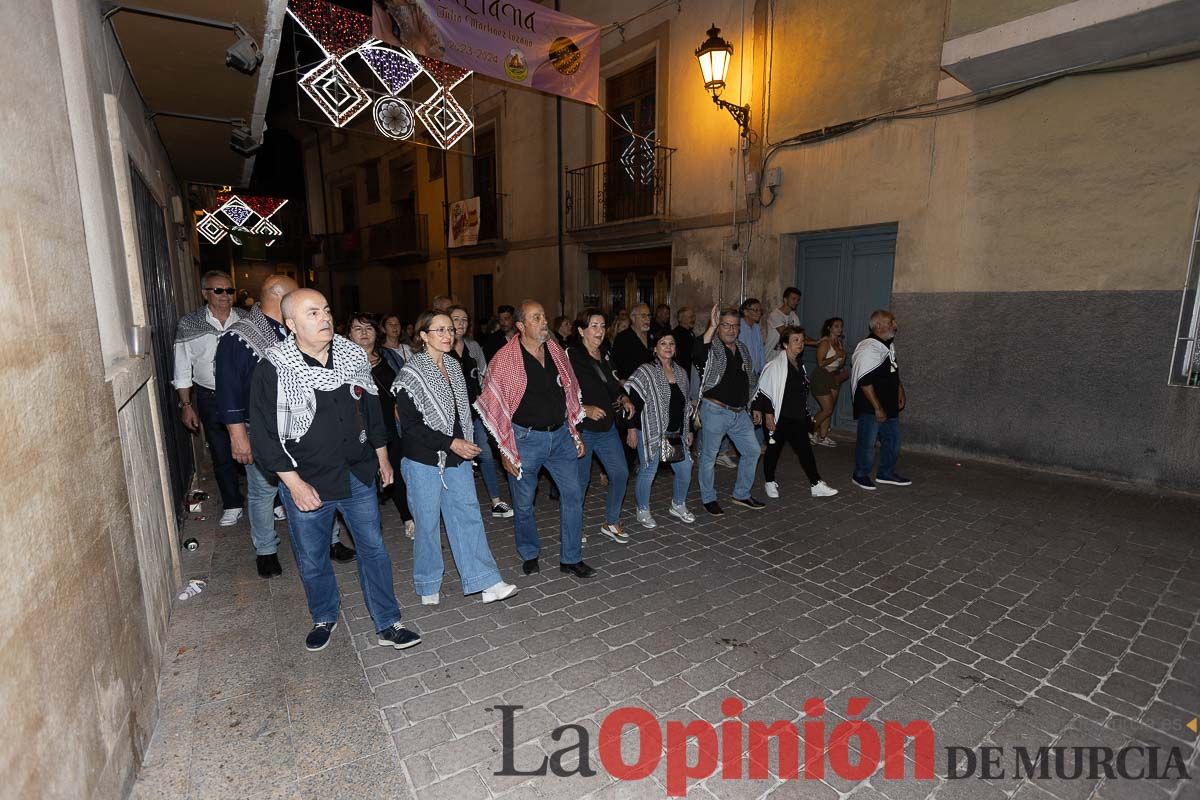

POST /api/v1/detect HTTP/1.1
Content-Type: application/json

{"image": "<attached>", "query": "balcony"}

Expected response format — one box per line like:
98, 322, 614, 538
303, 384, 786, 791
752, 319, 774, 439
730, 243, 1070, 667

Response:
321, 213, 428, 267
565, 146, 674, 233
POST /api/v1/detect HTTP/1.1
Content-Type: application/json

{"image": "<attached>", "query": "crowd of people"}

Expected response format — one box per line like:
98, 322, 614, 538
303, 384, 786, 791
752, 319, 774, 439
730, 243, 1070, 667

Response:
174, 274, 908, 653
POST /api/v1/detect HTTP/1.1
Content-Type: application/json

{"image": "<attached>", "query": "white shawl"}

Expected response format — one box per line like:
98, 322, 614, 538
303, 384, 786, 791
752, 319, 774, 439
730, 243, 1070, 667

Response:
850, 337, 896, 397
754, 350, 807, 417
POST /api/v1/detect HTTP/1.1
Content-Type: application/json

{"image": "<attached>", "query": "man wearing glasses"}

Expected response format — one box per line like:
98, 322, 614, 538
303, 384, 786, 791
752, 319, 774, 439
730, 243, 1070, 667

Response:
173, 270, 246, 525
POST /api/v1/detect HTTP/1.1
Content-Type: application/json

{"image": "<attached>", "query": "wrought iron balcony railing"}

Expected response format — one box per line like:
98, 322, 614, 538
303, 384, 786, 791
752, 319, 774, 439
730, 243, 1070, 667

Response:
321, 213, 429, 266
565, 146, 674, 232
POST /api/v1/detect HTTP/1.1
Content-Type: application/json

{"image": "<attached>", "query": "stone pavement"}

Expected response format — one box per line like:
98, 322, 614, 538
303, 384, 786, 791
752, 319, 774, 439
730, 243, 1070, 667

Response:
131, 441, 1200, 800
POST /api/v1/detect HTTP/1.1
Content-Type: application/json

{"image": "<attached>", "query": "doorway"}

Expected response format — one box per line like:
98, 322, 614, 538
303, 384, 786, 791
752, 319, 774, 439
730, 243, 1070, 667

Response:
791, 225, 897, 428
588, 246, 670, 315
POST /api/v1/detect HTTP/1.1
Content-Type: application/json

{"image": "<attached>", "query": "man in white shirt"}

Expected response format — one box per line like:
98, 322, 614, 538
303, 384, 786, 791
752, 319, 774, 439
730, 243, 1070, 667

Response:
173, 270, 245, 525
764, 287, 802, 355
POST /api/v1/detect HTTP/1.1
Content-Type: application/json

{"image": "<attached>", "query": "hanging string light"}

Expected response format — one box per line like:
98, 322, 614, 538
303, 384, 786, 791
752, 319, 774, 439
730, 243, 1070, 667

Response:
287, 0, 371, 58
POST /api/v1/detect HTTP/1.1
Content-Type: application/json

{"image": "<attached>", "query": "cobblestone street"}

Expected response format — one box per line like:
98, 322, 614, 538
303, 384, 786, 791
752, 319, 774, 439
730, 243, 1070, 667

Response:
132, 443, 1200, 800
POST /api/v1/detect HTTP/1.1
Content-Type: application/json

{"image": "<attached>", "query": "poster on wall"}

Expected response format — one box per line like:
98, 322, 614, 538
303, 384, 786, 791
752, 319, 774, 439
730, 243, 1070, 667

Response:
371, 0, 600, 105
448, 196, 481, 247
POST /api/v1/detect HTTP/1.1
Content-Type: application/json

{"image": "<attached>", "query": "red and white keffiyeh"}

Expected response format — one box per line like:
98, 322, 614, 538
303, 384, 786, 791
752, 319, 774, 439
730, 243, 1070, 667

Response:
474, 336, 584, 479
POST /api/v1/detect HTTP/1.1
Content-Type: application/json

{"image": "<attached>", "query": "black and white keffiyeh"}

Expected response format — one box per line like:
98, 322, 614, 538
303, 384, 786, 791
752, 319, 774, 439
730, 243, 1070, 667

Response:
698, 339, 758, 402
225, 304, 282, 360
392, 351, 473, 443
626, 361, 691, 463
264, 334, 376, 464
175, 305, 243, 344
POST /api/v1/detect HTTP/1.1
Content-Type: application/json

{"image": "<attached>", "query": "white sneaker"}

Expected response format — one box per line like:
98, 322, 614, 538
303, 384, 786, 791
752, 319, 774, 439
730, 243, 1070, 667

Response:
809, 432, 819, 445
482, 581, 518, 603
810, 481, 839, 498
715, 452, 737, 469
818, 437, 837, 448
273, 506, 286, 521
636, 508, 657, 529
764, 481, 780, 499
219, 508, 243, 526
668, 503, 695, 524
421, 593, 440, 605
404, 519, 415, 539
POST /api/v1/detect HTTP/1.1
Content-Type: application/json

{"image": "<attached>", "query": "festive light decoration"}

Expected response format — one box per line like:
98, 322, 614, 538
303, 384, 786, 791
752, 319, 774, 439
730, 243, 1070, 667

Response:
299, 56, 372, 127
287, 0, 370, 58
621, 130, 657, 186
414, 54, 469, 91
359, 45, 421, 94
374, 96, 415, 139
196, 212, 228, 245
415, 89, 472, 149
197, 194, 289, 247
240, 196, 289, 218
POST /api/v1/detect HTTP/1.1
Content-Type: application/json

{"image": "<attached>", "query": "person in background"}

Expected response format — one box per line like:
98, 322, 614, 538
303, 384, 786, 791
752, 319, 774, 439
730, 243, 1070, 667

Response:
851, 310, 910, 490
671, 306, 697, 379
651, 303, 672, 340
552, 315, 573, 347
764, 287, 801, 355
431, 294, 456, 313
625, 333, 695, 528
393, 311, 518, 607
738, 298, 766, 378
810, 317, 846, 447
568, 308, 633, 545
754, 327, 839, 500
608, 308, 630, 346
403, 322, 415, 344
482, 304, 517, 361
173, 270, 245, 526
447, 305, 513, 518
347, 312, 416, 539
612, 303, 655, 380
249, 289, 420, 653
381, 314, 413, 375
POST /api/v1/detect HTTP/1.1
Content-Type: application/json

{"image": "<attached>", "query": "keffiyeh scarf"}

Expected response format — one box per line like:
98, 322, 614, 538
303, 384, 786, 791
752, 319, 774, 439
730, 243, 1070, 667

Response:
225, 304, 282, 360
474, 336, 583, 479
264, 334, 376, 465
393, 351, 474, 481
625, 361, 691, 463
850, 337, 897, 397
175, 305, 242, 344
698, 339, 759, 404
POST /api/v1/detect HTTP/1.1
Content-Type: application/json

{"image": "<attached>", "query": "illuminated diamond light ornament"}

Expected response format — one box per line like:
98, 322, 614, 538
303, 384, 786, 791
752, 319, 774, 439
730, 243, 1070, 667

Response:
299, 56, 372, 127
415, 89, 472, 149
221, 201, 254, 228
621, 130, 657, 186
287, 0, 371, 58
251, 218, 282, 246
359, 46, 421, 94
374, 96, 415, 139
196, 212, 228, 245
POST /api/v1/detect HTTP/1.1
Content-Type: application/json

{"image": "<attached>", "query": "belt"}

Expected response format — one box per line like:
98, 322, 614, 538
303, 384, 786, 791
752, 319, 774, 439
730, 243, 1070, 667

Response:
518, 421, 563, 433
193, 385, 216, 393
704, 398, 746, 413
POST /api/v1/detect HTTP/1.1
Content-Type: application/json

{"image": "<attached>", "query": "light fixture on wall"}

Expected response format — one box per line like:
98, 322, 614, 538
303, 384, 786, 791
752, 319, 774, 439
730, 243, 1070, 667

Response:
695, 25, 751, 139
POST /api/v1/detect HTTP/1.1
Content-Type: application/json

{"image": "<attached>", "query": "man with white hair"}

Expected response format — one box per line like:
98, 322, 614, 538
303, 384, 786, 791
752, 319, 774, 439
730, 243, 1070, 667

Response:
850, 309, 910, 490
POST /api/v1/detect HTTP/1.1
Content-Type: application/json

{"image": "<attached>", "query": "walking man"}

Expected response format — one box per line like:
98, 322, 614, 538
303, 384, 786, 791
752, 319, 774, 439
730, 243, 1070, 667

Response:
765, 287, 802, 355
475, 300, 595, 579
850, 310, 910, 490
173, 270, 245, 525
693, 305, 766, 515
482, 304, 517, 361
249, 289, 420, 652
612, 302, 655, 380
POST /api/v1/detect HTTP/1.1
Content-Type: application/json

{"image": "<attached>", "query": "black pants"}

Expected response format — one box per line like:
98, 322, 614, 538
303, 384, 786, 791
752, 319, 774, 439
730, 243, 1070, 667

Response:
763, 416, 821, 486
384, 437, 413, 521
193, 386, 244, 510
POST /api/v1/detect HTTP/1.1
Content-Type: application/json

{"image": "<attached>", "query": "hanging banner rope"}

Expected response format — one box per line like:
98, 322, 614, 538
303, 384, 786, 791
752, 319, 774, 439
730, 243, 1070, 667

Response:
371, 0, 600, 105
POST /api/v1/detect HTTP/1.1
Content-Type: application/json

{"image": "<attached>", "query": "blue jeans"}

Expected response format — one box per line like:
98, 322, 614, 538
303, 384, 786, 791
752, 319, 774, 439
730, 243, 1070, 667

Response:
194, 386, 243, 510
473, 416, 502, 500
854, 415, 902, 480
507, 425, 583, 564
635, 431, 692, 510
577, 427, 629, 526
279, 473, 401, 631
402, 459, 503, 596
245, 461, 280, 555
697, 400, 760, 504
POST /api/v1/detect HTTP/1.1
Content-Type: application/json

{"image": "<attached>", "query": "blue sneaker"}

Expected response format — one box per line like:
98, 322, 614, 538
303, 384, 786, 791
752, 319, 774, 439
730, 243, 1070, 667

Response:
305, 621, 337, 652
852, 475, 876, 491
876, 474, 912, 486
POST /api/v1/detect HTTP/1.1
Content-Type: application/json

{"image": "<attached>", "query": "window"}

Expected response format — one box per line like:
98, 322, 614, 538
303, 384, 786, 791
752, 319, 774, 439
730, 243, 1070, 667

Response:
605, 60, 657, 222
364, 159, 380, 204
389, 159, 415, 218
473, 127, 499, 240
1169, 197, 1200, 386
338, 185, 356, 232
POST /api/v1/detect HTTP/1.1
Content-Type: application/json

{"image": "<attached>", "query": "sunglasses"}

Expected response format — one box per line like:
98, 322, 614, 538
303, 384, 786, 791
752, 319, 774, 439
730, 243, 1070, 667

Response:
204, 287, 235, 295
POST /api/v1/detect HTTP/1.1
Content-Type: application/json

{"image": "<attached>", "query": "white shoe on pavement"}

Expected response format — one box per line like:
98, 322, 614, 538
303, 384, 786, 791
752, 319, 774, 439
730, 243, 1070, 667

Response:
636, 508, 657, 529
715, 452, 737, 469
404, 519, 415, 539
764, 481, 780, 499
809, 432, 819, 445
668, 503, 695, 523
421, 593, 440, 605
273, 506, 286, 521
219, 508, 244, 526
810, 481, 839, 498
818, 436, 837, 448
482, 581, 518, 603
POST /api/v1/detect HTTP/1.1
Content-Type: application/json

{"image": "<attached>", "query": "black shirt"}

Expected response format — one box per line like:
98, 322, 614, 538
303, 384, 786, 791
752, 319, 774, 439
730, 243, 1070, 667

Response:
568, 345, 625, 433
249, 349, 389, 500
671, 324, 696, 376
446, 343, 484, 409
628, 378, 686, 433
512, 343, 566, 429
852, 336, 901, 418
395, 387, 467, 468
694, 340, 750, 408
370, 356, 400, 441
482, 330, 513, 362
612, 328, 654, 380
753, 358, 810, 421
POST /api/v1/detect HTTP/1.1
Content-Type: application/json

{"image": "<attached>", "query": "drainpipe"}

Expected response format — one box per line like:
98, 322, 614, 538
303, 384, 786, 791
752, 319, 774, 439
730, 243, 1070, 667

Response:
314, 129, 333, 299
555, 0, 565, 316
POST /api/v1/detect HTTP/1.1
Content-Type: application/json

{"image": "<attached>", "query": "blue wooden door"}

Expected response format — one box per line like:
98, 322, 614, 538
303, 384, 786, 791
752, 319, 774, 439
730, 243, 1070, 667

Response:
794, 225, 897, 428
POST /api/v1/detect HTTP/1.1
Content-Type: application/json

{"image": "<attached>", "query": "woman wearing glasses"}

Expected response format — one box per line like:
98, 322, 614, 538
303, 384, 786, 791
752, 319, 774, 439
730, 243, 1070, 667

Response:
392, 311, 517, 606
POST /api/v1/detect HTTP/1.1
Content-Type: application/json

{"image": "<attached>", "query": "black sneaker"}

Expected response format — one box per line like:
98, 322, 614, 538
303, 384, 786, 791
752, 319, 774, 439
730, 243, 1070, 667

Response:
330, 542, 357, 562
875, 474, 913, 486
491, 501, 514, 518
377, 622, 422, 650
305, 621, 337, 652
703, 501, 724, 516
256, 553, 282, 578
522, 558, 540, 575
731, 496, 766, 510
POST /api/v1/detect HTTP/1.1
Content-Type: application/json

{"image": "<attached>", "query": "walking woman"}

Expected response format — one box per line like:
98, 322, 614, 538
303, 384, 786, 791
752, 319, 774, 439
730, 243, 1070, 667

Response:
567, 308, 634, 544
624, 333, 695, 528
347, 312, 416, 538
754, 326, 839, 500
809, 317, 846, 447
381, 313, 413, 375
392, 311, 517, 606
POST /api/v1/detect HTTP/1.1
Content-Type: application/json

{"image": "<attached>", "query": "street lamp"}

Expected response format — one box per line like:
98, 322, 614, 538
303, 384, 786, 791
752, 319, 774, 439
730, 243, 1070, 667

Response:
695, 25, 750, 138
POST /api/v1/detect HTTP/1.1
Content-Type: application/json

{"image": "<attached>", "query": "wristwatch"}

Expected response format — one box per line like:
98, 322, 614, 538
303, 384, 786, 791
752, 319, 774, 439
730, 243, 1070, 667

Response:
179, 401, 192, 409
